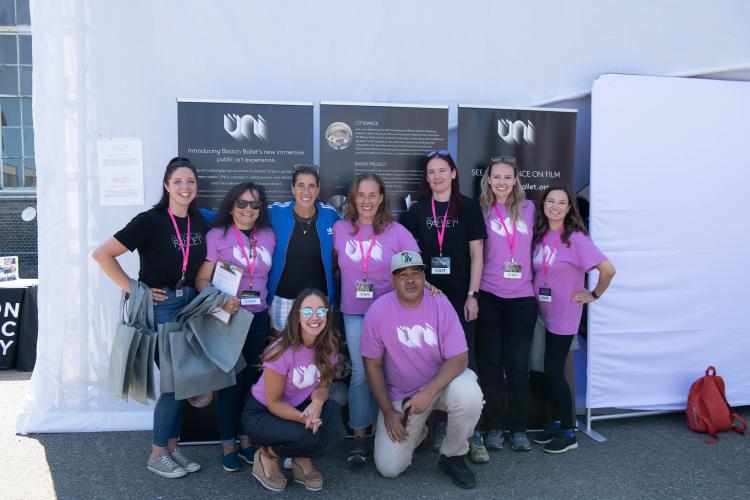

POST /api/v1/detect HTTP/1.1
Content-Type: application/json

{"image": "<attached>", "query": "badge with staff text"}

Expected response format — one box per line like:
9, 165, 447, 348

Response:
431, 256, 451, 275
355, 280, 374, 299
539, 287, 552, 302
240, 289, 261, 306
503, 261, 522, 279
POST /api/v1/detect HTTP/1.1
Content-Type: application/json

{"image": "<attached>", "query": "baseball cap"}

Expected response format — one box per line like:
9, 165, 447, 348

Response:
391, 250, 425, 274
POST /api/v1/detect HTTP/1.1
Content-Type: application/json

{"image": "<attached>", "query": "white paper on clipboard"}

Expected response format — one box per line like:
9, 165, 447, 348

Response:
211, 259, 243, 323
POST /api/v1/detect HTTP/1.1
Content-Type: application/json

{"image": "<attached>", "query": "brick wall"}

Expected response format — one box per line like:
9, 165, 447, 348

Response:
0, 197, 37, 278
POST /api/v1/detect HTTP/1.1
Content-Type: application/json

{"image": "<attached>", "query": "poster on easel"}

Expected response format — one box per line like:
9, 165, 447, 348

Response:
178, 99, 314, 209
319, 102, 449, 216
457, 105, 577, 202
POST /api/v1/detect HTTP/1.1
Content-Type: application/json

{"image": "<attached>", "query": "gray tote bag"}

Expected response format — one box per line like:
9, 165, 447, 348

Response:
107, 282, 146, 400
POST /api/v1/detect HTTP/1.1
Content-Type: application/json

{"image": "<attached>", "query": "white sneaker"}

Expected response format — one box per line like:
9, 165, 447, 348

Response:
147, 452, 187, 478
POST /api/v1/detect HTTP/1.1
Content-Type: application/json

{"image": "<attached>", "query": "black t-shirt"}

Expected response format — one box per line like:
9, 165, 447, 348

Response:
114, 208, 207, 289
402, 195, 487, 302
275, 212, 327, 299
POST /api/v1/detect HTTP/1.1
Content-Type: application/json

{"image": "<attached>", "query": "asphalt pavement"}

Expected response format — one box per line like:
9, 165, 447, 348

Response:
2, 370, 748, 499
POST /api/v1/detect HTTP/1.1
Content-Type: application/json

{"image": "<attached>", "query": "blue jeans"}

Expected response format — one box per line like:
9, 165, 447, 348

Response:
242, 396, 346, 458
216, 310, 270, 446
152, 286, 197, 447
343, 314, 378, 430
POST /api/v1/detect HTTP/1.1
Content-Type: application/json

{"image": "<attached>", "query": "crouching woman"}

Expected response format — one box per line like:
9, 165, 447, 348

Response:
242, 288, 345, 492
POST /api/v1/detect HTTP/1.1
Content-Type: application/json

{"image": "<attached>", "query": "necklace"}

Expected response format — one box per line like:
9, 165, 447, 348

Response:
294, 213, 314, 235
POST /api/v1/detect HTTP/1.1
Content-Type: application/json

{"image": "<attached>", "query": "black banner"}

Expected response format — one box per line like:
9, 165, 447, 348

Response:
457, 106, 577, 202
177, 100, 313, 209
0, 287, 23, 369
319, 103, 449, 216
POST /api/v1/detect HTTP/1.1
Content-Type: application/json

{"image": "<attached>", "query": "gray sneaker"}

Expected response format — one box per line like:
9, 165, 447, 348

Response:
170, 448, 201, 473
510, 432, 531, 451
147, 452, 187, 478
485, 429, 504, 451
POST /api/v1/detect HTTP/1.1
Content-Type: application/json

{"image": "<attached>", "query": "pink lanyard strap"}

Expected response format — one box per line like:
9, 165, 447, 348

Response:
431, 197, 451, 256
357, 226, 377, 280
232, 224, 257, 282
492, 203, 516, 258
167, 208, 190, 277
541, 230, 562, 281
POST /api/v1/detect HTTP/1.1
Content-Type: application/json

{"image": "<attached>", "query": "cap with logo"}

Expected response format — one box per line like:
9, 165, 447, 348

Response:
391, 250, 425, 274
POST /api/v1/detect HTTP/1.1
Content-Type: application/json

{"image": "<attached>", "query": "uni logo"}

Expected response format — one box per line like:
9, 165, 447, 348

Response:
224, 113, 268, 141
497, 119, 535, 145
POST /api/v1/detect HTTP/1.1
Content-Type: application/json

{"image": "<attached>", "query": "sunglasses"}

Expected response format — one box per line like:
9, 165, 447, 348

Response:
235, 199, 262, 210
426, 149, 450, 158
401, 396, 412, 427
490, 155, 517, 165
293, 163, 320, 172
300, 306, 328, 318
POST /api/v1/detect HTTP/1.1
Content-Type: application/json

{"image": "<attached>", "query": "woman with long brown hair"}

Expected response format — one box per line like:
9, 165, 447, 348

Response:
530, 185, 614, 453
333, 173, 419, 464
242, 288, 344, 492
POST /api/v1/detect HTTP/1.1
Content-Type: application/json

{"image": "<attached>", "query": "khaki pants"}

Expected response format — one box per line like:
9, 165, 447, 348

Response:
374, 369, 483, 478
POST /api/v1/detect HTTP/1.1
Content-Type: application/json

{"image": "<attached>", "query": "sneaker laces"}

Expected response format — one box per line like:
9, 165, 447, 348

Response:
157, 452, 181, 469
170, 448, 193, 465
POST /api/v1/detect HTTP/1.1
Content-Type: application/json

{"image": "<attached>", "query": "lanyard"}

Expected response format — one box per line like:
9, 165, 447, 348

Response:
357, 226, 377, 280
492, 203, 516, 258
431, 197, 450, 256
541, 230, 562, 282
232, 224, 257, 282
167, 208, 190, 278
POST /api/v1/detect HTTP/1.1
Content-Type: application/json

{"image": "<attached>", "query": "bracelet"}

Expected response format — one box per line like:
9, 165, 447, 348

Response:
310, 399, 324, 407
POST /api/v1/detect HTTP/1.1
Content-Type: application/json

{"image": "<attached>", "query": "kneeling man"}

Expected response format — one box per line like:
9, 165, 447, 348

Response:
361, 251, 483, 489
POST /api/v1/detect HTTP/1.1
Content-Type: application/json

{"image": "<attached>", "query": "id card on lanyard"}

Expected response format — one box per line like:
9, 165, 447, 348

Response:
167, 208, 190, 296
356, 227, 375, 299
493, 203, 522, 280
430, 198, 451, 275
232, 224, 261, 306
539, 230, 562, 303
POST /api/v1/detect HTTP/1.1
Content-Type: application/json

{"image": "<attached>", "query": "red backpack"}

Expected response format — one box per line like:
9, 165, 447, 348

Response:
686, 366, 747, 444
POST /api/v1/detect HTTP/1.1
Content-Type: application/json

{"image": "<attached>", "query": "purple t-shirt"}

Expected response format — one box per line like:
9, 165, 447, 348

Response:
251, 341, 338, 408
360, 290, 468, 401
205, 226, 276, 313
334, 220, 419, 315
480, 200, 535, 298
532, 230, 607, 335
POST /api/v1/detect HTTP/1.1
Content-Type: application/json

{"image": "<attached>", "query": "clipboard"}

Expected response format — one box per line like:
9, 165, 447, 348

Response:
211, 259, 243, 323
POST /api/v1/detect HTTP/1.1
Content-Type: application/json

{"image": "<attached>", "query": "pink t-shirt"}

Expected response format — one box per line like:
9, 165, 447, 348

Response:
251, 341, 338, 408
360, 290, 468, 401
480, 200, 535, 298
532, 230, 607, 335
334, 220, 419, 315
205, 226, 276, 313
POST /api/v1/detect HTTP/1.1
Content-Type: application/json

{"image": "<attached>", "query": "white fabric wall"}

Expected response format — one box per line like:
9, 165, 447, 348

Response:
18, 0, 750, 432
587, 74, 750, 410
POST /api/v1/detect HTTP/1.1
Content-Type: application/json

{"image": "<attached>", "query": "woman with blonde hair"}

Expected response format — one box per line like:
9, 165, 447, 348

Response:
475, 156, 538, 453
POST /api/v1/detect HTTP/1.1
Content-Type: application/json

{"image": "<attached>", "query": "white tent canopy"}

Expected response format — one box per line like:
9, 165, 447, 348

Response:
18, 0, 750, 432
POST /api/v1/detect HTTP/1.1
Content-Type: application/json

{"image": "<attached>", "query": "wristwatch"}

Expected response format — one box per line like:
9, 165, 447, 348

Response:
467, 290, 479, 298
591, 290, 600, 300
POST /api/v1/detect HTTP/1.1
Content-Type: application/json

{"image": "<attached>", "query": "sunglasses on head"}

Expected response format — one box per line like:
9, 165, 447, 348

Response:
300, 306, 328, 318
426, 149, 450, 158
235, 199, 262, 210
490, 155, 517, 165
293, 163, 320, 172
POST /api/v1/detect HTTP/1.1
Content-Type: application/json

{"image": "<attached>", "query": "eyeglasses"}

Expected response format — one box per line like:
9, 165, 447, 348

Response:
426, 149, 450, 158
490, 155, 517, 165
235, 199, 262, 210
300, 306, 328, 318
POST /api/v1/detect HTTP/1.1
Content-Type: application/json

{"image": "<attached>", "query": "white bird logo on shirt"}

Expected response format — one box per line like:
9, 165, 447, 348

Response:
232, 245, 272, 267
533, 245, 557, 267
397, 323, 438, 349
292, 364, 320, 389
344, 239, 383, 262
490, 217, 528, 237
